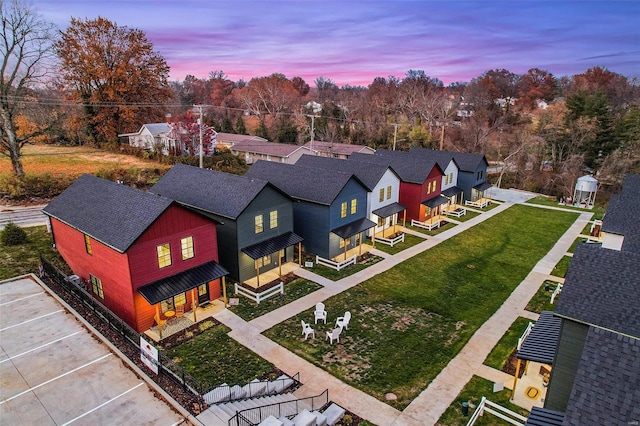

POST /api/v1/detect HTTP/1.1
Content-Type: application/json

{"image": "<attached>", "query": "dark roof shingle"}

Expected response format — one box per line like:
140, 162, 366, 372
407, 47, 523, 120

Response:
295, 154, 396, 191
351, 150, 442, 184
43, 174, 173, 253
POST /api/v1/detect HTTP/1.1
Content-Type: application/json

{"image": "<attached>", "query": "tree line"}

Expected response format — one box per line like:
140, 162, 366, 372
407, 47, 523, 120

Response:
1, 0, 638, 197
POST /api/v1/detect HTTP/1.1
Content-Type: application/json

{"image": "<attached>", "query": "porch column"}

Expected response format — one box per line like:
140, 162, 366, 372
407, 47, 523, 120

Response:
298, 243, 302, 266
191, 288, 197, 322
511, 358, 522, 400
393, 214, 397, 234
255, 260, 260, 287
222, 276, 227, 307
344, 239, 348, 261
359, 233, 363, 255
403, 210, 407, 227
278, 250, 282, 277
155, 304, 163, 339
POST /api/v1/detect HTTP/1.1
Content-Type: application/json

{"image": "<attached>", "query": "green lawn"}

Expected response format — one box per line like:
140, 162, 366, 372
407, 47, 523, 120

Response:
525, 196, 605, 220
368, 233, 425, 255
228, 278, 322, 321
264, 205, 578, 409
406, 220, 457, 236
166, 322, 274, 389
525, 281, 560, 313
307, 255, 384, 281
453, 210, 481, 222
551, 255, 573, 278
484, 317, 532, 370
436, 376, 529, 426
0, 225, 69, 280
568, 237, 589, 253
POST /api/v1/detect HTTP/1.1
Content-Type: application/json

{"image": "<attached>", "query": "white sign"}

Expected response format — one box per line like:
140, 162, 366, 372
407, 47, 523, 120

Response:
140, 336, 158, 374
305, 261, 314, 268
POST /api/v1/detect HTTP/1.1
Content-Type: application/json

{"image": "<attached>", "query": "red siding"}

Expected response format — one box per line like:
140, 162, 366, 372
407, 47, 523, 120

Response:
51, 204, 220, 333
397, 166, 444, 222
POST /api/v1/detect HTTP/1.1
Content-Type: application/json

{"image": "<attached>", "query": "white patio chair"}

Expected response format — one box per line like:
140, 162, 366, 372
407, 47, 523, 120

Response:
335, 311, 351, 331
314, 302, 327, 324
325, 327, 342, 344
301, 320, 315, 340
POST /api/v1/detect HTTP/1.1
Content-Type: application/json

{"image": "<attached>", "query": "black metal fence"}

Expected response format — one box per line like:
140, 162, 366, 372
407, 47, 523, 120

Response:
231, 390, 329, 426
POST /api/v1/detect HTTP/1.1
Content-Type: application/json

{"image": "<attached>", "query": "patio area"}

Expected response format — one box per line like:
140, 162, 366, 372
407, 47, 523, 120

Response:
511, 361, 550, 411
145, 298, 226, 342
243, 261, 300, 288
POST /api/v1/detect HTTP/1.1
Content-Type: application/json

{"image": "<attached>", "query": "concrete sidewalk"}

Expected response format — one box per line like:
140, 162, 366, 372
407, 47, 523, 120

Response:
212, 200, 591, 425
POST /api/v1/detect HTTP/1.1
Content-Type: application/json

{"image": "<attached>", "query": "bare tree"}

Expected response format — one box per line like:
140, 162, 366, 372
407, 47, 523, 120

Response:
0, 0, 56, 177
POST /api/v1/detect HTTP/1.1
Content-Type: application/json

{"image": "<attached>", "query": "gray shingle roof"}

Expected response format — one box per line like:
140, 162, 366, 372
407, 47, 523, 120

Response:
408, 147, 458, 171
143, 122, 171, 136
295, 154, 397, 191
351, 150, 442, 184
562, 327, 640, 426
245, 160, 360, 205
601, 174, 640, 254
42, 174, 173, 253
447, 151, 489, 172
231, 139, 307, 157
556, 243, 640, 338
150, 163, 271, 219
216, 132, 267, 144
303, 140, 374, 156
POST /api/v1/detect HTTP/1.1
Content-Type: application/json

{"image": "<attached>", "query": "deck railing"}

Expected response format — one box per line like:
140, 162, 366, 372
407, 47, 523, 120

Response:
550, 283, 563, 304
315, 255, 356, 271
230, 390, 329, 426
466, 397, 526, 426
373, 232, 405, 247
235, 282, 283, 304
517, 321, 534, 351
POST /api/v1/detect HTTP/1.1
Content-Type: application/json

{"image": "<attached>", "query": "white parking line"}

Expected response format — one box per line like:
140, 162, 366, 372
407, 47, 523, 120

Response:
0, 292, 44, 306
0, 310, 63, 332
60, 382, 145, 425
0, 331, 83, 364
0, 353, 112, 405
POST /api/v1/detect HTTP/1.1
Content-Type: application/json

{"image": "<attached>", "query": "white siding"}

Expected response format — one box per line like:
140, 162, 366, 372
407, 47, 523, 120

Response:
369, 169, 401, 236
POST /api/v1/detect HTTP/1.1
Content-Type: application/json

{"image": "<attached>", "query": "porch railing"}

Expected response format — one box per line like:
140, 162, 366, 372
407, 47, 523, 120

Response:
203, 372, 300, 405
550, 283, 563, 304
229, 390, 329, 426
411, 218, 441, 231
373, 232, 405, 247
315, 255, 356, 271
517, 321, 534, 351
466, 396, 526, 426
235, 282, 283, 304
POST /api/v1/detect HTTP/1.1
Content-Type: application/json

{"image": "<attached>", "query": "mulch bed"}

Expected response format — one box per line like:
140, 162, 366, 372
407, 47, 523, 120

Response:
236, 271, 299, 292
502, 349, 525, 378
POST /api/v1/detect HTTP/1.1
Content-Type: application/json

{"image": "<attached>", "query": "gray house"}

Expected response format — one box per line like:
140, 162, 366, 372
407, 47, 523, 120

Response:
525, 174, 640, 426
150, 164, 302, 285
246, 160, 374, 262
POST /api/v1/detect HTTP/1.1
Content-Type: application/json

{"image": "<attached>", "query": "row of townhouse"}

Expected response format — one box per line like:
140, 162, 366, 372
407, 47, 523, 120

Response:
518, 174, 639, 425
42, 148, 489, 335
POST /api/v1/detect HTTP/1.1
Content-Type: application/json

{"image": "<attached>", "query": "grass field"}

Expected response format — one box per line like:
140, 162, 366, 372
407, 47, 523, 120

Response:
0, 144, 168, 179
308, 254, 384, 281
368, 233, 425, 255
264, 205, 578, 409
551, 255, 573, 278
526, 281, 560, 313
525, 196, 605, 220
483, 316, 532, 370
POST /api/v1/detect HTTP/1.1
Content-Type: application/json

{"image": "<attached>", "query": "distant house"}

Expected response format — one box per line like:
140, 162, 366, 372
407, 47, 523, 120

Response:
42, 175, 227, 333
303, 141, 375, 159
246, 160, 374, 262
523, 174, 640, 426
352, 150, 444, 223
295, 154, 404, 239
230, 138, 314, 164
151, 164, 302, 286
215, 132, 267, 150
118, 123, 175, 154
447, 151, 490, 202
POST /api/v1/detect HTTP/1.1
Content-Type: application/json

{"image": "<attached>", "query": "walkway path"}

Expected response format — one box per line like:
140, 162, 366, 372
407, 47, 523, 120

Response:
211, 197, 592, 425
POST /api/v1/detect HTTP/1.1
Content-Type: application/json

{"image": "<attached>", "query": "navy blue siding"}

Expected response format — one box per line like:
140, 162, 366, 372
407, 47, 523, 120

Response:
293, 201, 330, 258
458, 164, 487, 201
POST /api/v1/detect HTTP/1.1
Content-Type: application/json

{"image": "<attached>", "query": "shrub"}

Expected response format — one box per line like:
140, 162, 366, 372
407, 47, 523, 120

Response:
0, 173, 76, 200
1, 222, 28, 246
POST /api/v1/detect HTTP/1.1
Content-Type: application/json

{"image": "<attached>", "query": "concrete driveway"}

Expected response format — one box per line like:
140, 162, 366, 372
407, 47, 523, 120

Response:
0, 275, 186, 425
490, 187, 539, 204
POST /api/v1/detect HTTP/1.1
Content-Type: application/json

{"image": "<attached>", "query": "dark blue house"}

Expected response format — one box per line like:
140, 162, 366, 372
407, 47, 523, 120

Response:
151, 164, 302, 286
246, 160, 375, 263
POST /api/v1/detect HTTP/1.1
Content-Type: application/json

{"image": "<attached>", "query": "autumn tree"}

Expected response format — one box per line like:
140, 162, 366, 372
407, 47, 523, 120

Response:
517, 68, 555, 110
0, 0, 56, 177
55, 17, 172, 145
170, 110, 215, 156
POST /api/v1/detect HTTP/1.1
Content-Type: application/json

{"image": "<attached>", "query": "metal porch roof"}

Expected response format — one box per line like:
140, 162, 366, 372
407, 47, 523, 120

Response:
421, 195, 449, 208
473, 182, 493, 192
525, 407, 565, 426
517, 311, 562, 364
138, 261, 228, 305
441, 186, 463, 197
332, 218, 376, 239
372, 202, 406, 218
241, 231, 303, 260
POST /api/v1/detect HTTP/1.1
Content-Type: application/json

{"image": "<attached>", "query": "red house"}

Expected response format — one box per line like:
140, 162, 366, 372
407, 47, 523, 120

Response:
351, 150, 444, 222
43, 175, 228, 332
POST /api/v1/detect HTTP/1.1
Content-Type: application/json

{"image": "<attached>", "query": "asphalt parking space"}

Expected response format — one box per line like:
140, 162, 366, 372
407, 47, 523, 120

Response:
0, 276, 185, 425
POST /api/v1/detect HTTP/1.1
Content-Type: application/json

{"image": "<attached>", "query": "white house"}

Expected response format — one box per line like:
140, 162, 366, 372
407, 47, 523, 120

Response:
119, 123, 175, 154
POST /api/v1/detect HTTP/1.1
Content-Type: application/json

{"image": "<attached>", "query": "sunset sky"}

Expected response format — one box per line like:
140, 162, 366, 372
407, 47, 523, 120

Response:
37, 0, 639, 86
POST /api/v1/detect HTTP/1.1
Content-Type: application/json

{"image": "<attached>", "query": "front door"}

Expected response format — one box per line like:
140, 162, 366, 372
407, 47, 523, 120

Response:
198, 283, 209, 305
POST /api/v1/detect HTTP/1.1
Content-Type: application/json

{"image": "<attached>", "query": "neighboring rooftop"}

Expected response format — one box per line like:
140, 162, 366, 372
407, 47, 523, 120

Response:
231, 138, 309, 158
556, 241, 640, 338
216, 132, 267, 145
245, 160, 360, 205
408, 148, 459, 171
150, 163, 271, 219
295, 154, 398, 191
601, 174, 640, 253
353, 149, 442, 184
118, 122, 172, 138
43, 174, 173, 253
303, 140, 375, 157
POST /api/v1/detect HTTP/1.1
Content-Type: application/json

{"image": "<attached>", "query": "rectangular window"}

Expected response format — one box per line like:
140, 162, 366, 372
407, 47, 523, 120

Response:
160, 298, 174, 313
378, 216, 385, 227
444, 175, 448, 185
181, 236, 194, 260
449, 172, 453, 183
379, 188, 384, 202
157, 243, 171, 268
90, 274, 103, 299
259, 254, 271, 267
255, 214, 264, 233
339, 238, 350, 248
350, 199, 357, 214
84, 234, 92, 255
387, 185, 392, 199
427, 182, 431, 195
174, 292, 186, 307
341, 202, 347, 218
269, 210, 278, 229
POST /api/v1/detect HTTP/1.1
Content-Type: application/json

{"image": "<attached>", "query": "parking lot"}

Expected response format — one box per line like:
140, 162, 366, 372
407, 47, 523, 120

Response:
0, 275, 186, 425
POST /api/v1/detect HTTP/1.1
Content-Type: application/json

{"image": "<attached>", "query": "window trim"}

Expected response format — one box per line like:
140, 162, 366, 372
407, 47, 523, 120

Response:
84, 234, 92, 255
269, 210, 278, 229
350, 199, 357, 214
379, 188, 384, 202
157, 243, 172, 268
180, 236, 194, 261
255, 214, 264, 234
386, 185, 392, 200
340, 202, 347, 218
90, 274, 104, 299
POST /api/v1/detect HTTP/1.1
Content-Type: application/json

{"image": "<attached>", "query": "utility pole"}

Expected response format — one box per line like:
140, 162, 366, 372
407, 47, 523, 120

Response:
392, 123, 399, 150
194, 105, 204, 168
308, 114, 319, 154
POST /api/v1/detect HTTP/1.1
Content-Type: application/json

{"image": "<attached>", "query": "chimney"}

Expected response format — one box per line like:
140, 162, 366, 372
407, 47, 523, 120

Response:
165, 113, 172, 124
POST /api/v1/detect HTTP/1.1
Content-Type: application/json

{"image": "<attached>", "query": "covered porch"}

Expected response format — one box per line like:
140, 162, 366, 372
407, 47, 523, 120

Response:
326, 217, 376, 265
138, 260, 229, 340
412, 196, 449, 230
468, 181, 494, 206
371, 202, 407, 247
441, 186, 467, 217
240, 231, 304, 289
511, 311, 561, 411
